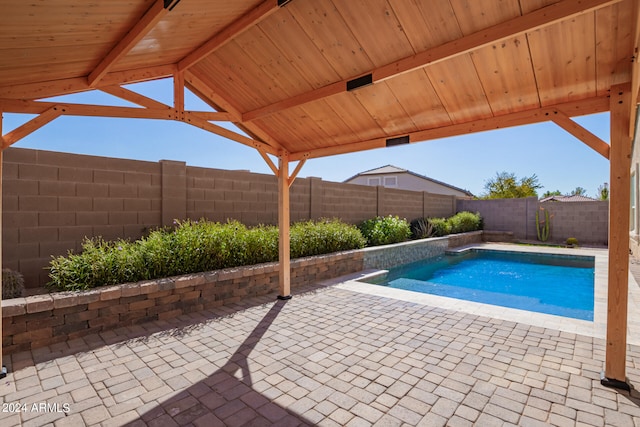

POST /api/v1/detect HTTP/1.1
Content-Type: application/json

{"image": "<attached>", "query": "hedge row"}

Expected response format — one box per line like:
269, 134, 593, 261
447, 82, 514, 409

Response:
48, 212, 482, 291
48, 219, 365, 292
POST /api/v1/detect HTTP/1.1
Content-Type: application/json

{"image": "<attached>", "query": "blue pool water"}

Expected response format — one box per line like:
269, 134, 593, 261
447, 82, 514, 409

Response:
365, 250, 595, 320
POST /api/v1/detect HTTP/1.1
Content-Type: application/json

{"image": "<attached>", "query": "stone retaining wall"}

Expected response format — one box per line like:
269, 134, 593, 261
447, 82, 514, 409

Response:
1, 251, 363, 355
362, 231, 482, 270
1, 232, 481, 354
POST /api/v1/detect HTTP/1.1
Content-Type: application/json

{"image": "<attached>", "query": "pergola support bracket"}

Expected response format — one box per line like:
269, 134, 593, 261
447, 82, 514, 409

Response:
600, 371, 631, 391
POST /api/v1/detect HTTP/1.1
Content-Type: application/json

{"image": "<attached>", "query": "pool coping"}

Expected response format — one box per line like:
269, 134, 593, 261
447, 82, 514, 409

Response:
320, 243, 640, 345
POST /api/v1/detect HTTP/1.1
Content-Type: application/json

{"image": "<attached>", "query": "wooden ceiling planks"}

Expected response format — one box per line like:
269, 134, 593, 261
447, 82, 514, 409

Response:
0, 0, 153, 86
322, 93, 387, 143
257, 9, 342, 90
469, 38, 540, 115
594, 1, 634, 95
350, 81, 419, 137
0, 0, 635, 158
389, 0, 462, 52
528, 14, 598, 105
451, 0, 540, 114
286, 0, 375, 79
331, 0, 415, 67
114, 0, 261, 72
425, 56, 494, 123
384, 69, 452, 131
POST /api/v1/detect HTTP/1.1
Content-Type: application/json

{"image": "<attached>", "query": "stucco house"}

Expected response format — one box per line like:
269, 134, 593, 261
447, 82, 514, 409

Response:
344, 165, 474, 198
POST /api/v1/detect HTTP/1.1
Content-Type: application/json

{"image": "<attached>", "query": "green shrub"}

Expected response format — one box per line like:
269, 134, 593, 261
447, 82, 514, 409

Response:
48, 218, 365, 292
291, 219, 366, 258
447, 211, 482, 234
358, 215, 411, 246
427, 217, 451, 237
566, 237, 579, 246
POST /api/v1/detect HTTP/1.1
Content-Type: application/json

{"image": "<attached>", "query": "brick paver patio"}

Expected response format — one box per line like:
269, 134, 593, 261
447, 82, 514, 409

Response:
2, 280, 640, 426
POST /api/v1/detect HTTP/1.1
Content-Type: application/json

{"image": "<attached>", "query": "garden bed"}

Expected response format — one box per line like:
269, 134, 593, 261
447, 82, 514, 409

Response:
2, 231, 482, 354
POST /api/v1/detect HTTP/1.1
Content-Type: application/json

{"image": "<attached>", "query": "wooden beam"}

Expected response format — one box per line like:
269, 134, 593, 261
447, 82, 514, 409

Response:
278, 154, 291, 299
174, 72, 185, 113
182, 113, 278, 155
100, 85, 170, 109
288, 158, 307, 187
603, 83, 633, 387
2, 106, 62, 148
243, 0, 622, 122
630, 0, 640, 137
88, 0, 169, 87
259, 150, 279, 177
178, 0, 278, 71
289, 95, 611, 160
0, 99, 175, 120
0, 65, 176, 100
98, 65, 177, 87
0, 124, 4, 378
185, 111, 233, 122
0, 112, 5, 148
550, 111, 610, 159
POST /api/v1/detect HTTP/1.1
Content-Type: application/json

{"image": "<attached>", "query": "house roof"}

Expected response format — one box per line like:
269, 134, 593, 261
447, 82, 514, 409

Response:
0, 0, 635, 161
540, 194, 601, 202
344, 164, 474, 197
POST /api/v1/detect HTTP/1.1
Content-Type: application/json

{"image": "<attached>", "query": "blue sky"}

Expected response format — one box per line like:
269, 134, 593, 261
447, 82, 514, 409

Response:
4, 79, 609, 198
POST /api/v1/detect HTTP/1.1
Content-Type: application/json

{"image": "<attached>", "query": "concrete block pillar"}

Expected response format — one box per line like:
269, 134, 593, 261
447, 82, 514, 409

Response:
309, 177, 323, 220
377, 186, 385, 217
160, 160, 186, 227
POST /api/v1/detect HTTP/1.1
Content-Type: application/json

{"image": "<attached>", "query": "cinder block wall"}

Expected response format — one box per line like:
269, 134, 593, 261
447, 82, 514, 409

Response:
542, 201, 609, 245
4, 149, 163, 287
3, 148, 458, 288
458, 197, 536, 240
457, 197, 609, 244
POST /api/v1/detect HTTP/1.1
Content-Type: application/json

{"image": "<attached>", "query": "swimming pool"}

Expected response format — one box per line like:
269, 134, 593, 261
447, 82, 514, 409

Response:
363, 249, 595, 320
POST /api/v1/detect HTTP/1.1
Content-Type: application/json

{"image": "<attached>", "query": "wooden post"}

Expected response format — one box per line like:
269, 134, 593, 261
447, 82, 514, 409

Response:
0, 112, 5, 378
602, 83, 633, 389
278, 154, 291, 299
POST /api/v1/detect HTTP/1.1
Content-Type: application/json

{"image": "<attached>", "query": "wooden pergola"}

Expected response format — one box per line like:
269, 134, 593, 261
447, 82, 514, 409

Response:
0, 0, 638, 388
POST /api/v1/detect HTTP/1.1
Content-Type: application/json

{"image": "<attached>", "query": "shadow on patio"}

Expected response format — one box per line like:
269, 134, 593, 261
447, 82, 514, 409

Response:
122, 298, 314, 426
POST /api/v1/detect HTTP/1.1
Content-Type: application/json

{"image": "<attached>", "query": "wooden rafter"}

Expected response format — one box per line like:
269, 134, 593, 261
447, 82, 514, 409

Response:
243, 0, 622, 122
185, 69, 285, 151
100, 85, 170, 109
0, 65, 176, 101
550, 111, 610, 159
289, 96, 610, 161
2, 106, 62, 148
182, 112, 278, 155
178, 0, 279, 71
88, 0, 171, 87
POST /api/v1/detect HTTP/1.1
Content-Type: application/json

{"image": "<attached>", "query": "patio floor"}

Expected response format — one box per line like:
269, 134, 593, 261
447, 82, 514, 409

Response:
2, 248, 640, 426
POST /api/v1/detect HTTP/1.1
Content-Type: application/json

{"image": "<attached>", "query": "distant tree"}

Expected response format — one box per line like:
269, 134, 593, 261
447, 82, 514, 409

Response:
482, 172, 542, 199
597, 183, 609, 200
571, 187, 588, 196
542, 190, 562, 197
